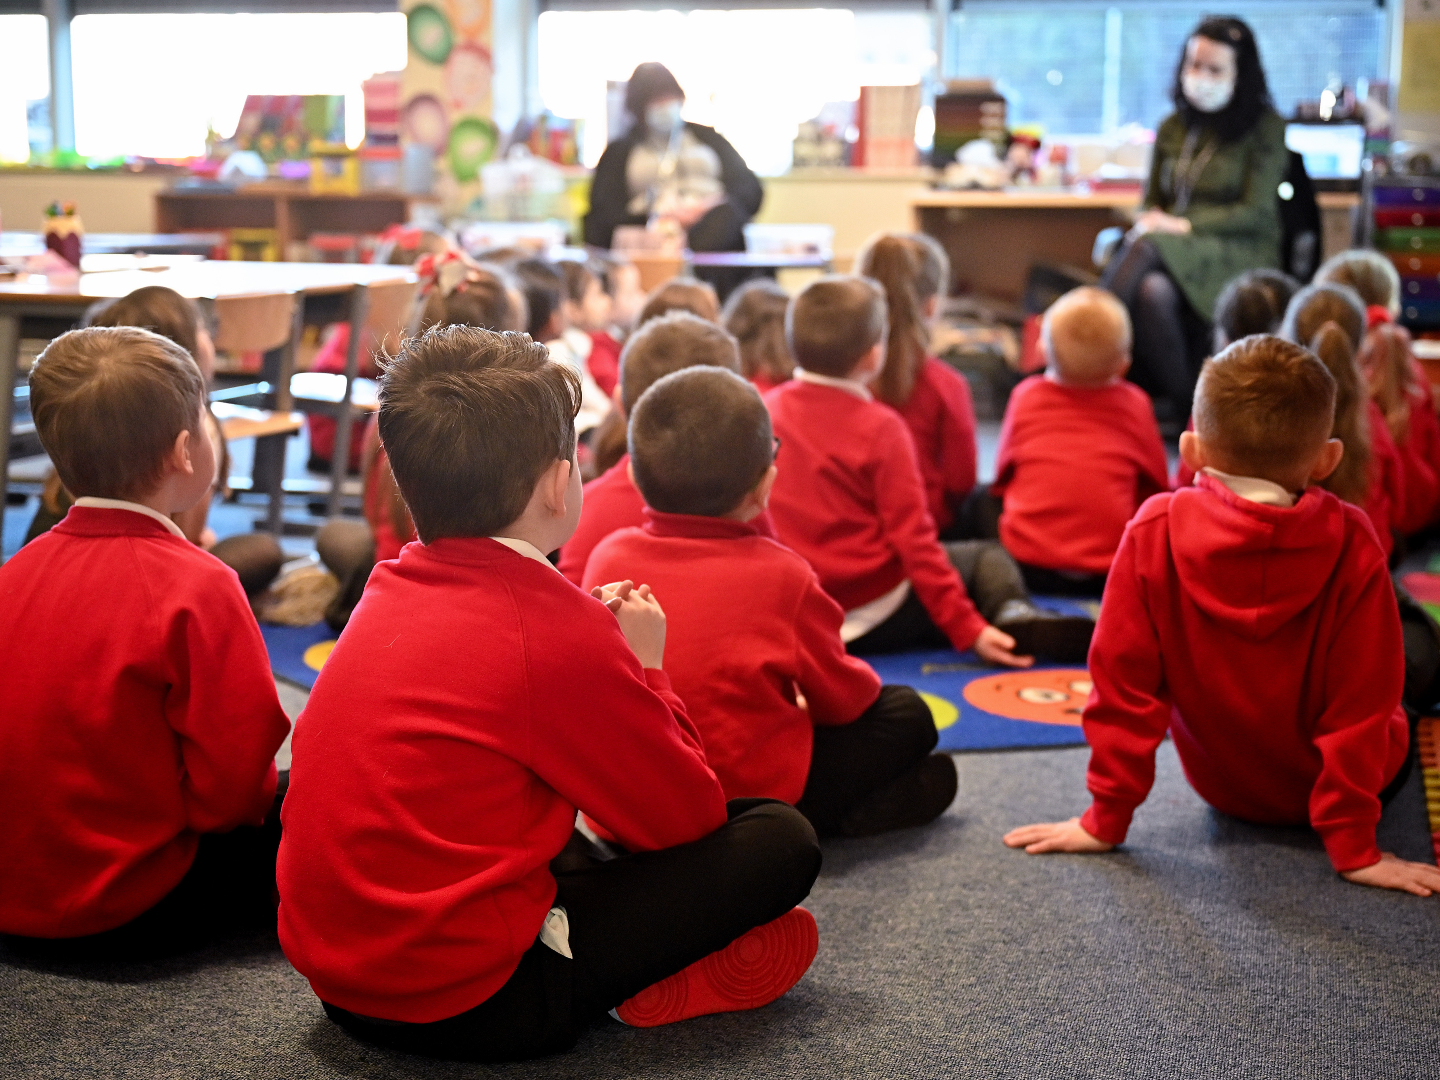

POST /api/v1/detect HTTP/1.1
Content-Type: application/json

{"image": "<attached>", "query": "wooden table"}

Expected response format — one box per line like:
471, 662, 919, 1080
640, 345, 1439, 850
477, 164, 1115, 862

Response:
0, 232, 225, 257
1, 261, 414, 535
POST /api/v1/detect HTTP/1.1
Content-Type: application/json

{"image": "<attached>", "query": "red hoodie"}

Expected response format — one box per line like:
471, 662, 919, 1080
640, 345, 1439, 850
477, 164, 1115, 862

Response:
1079, 476, 1407, 872
1394, 361, 1440, 535
584, 510, 882, 803
992, 375, 1170, 574
890, 357, 978, 534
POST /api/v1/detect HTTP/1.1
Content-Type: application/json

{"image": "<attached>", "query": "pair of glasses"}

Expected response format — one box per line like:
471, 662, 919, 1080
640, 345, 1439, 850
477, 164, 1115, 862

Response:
772, 435, 782, 459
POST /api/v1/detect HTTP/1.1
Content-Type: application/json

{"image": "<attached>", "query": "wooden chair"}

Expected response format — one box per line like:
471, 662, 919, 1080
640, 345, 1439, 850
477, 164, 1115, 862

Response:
288, 278, 418, 517
211, 290, 303, 533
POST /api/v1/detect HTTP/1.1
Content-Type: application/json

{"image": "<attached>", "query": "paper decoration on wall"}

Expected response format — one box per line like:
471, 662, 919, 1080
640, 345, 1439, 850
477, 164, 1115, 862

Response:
402, 0, 497, 205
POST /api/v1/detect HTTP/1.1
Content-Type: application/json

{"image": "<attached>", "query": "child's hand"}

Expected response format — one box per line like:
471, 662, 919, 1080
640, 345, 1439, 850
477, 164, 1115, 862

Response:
973, 625, 1035, 668
593, 581, 666, 669
1003, 817, 1114, 854
1341, 852, 1440, 896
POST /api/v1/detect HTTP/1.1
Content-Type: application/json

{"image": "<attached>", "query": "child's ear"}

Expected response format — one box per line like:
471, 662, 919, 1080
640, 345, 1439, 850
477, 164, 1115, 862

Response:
1178, 430, 1205, 475
545, 456, 573, 516
169, 427, 197, 478
1115, 349, 1132, 379
922, 295, 940, 320
752, 463, 778, 509
1308, 438, 1345, 483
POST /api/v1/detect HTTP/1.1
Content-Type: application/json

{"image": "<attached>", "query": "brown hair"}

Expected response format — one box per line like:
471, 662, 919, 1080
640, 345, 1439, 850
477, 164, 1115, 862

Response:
1213, 269, 1296, 345
1360, 322, 1420, 443
786, 275, 887, 378
1307, 322, 1372, 507
1281, 282, 1367, 354
619, 311, 741, 413
87, 285, 204, 359
418, 265, 524, 335
855, 233, 948, 405
378, 326, 580, 541
629, 367, 774, 517
1042, 286, 1132, 384
558, 259, 598, 305
1192, 334, 1336, 482
29, 326, 206, 501
637, 277, 719, 327
721, 279, 794, 386
1315, 249, 1401, 315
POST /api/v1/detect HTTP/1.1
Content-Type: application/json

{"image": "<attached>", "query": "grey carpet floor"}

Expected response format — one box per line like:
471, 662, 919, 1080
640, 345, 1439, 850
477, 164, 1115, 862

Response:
4, 742, 1440, 1079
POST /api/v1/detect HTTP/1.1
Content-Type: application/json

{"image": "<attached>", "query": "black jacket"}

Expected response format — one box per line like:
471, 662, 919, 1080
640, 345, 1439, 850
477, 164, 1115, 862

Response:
583, 122, 764, 249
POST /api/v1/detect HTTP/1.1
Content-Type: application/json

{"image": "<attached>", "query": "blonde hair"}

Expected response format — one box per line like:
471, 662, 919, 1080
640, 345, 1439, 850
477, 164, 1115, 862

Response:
1315, 249, 1401, 317
855, 232, 948, 407
1043, 287, 1132, 384
1308, 322, 1372, 507
1360, 322, 1419, 444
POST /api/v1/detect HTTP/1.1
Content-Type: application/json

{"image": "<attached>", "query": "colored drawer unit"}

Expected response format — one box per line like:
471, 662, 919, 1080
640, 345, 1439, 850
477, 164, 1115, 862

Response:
1375, 208, 1440, 229
1388, 253, 1440, 277
1375, 227, 1440, 254
1374, 185, 1440, 208
1402, 276, 1440, 302
1402, 299, 1440, 325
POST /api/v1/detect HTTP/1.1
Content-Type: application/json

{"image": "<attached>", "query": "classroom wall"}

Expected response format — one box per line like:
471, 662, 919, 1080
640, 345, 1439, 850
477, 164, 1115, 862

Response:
755, 167, 934, 271
0, 171, 170, 233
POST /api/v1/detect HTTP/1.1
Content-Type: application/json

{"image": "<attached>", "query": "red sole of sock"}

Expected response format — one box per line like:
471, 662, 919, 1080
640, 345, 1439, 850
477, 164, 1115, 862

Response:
615, 906, 819, 1028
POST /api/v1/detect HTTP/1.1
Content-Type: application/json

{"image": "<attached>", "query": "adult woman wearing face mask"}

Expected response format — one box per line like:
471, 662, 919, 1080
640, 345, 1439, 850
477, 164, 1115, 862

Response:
583, 62, 764, 296
1101, 16, 1288, 428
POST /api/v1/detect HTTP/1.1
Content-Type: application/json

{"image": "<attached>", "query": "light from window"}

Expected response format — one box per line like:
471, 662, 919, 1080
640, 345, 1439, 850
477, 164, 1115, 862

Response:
538, 9, 935, 176
0, 15, 50, 163
70, 12, 407, 159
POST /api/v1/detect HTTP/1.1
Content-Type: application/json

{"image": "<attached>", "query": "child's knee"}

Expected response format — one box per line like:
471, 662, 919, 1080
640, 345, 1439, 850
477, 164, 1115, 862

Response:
874, 685, 940, 755
729, 801, 822, 900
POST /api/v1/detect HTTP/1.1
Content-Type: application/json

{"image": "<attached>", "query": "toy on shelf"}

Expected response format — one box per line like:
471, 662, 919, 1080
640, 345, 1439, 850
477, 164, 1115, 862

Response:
310, 143, 362, 196
43, 201, 83, 267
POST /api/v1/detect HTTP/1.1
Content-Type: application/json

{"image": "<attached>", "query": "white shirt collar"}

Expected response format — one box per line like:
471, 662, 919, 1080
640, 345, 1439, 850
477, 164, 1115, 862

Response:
794, 367, 873, 402
73, 496, 188, 538
488, 535, 561, 572
1199, 467, 1296, 509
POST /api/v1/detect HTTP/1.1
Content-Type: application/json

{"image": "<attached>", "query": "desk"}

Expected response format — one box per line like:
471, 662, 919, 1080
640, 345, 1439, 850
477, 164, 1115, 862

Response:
1, 261, 414, 535
0, 232, 225, 257
912, 188, 1361, 303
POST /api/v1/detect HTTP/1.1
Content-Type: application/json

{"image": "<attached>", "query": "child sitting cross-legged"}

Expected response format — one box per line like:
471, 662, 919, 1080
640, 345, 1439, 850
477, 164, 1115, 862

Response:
990, 287, 1169, 597
0, 327, 291, 956
277, 325, 822, 1062
765, 275, 1094, 666
1003, 335, 1440, 897
584, 366, 957, 837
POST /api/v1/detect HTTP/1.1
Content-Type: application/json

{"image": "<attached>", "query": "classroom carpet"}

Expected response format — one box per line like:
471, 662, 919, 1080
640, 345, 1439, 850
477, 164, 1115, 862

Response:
5, 740, 1439, 1080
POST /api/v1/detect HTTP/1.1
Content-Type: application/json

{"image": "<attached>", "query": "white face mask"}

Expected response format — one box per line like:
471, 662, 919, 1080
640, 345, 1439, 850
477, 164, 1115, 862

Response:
1182, 73, 1234, 113
645, 101, 683, 134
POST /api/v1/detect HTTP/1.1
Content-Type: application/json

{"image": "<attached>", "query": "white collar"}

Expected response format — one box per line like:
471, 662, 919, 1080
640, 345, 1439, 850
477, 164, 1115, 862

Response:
73, 496, 188, 538
1200, 467, 1296, 509
488, 535, 561, 572
794, 367, 873, 402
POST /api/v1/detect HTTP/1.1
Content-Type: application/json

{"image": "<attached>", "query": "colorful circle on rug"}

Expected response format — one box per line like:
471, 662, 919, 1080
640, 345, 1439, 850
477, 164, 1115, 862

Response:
303, 640, 337, 672
919, 691, 959, 731
961, 669, 1090, 726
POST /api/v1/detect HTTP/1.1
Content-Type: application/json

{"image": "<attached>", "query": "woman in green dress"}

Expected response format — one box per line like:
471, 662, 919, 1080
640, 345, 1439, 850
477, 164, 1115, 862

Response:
1103, 16, 1289, 426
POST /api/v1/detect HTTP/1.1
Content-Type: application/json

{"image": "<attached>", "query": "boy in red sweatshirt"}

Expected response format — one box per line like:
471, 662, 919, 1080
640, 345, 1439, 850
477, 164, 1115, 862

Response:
559, 311, 758, 584
1005, 335, 1440, 897
765, 275, 1093, 666
0, 327, 290, 955
277, 325, 822, 1062
585, 366, 957, 837
992, 287, 1170, 596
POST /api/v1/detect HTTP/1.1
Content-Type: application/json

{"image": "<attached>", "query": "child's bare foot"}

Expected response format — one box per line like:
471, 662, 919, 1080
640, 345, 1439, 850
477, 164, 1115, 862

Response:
1341, 852, 1440, 896
1003, 817, 1114, 854
614, 907, 818, 1027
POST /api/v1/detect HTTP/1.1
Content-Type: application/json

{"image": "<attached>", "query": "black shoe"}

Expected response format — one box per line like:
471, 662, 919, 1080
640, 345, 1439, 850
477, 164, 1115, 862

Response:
992, 599, 1094, 664
839, 754, 958, 838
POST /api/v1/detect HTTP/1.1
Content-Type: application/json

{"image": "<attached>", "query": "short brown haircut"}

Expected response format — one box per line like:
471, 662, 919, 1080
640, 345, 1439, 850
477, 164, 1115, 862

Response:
629, 367, 773, 517
786, 275, 887, 377
619, 311, 740, 413
29, 326, 206, 501
378, 325, 580, 541
637, 277, 719, 327
1192, 334, 1336, 477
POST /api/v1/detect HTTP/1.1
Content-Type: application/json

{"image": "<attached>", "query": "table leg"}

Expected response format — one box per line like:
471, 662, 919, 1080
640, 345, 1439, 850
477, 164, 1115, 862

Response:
254, 293, 305, 535
0, 312, 20, 525
327, 284, 369, 519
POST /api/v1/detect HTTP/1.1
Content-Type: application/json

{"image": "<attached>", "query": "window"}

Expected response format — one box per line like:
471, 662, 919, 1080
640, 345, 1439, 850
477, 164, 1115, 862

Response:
0, 15, 50, 163
948, 0, 1386, 136
69, 11, 407, 159
538, 8, 936, 176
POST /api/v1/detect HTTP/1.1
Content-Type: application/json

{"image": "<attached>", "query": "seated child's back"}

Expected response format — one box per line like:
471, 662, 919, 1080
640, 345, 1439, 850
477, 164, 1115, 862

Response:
993, 287, 1168, 577
0, 327, 288, 941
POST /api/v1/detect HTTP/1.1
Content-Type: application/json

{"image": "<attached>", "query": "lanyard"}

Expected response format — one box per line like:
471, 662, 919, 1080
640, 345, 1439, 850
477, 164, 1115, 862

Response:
1170, 126, 1219, 216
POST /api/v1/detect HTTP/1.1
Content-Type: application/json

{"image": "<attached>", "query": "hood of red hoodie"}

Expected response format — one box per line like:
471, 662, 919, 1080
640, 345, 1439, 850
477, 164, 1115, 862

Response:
1166, 476, 1354, 641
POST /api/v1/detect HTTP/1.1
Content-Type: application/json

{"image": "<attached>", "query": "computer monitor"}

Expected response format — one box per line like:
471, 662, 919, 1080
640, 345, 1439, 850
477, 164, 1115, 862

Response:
1285, 123, 1365, 187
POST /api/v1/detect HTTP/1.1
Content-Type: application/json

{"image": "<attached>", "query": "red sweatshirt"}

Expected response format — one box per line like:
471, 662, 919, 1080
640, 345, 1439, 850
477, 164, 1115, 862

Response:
276, 537, 726, 1023
765, 379, 987, 651
0, 507, 289, 938
1394, 363, 1440, 535
992, 375, 1169, 575
1366, 399, 1405, 557
891, 358, 978, 533
584, 511, 882, 803
587, 329, 621, 398
1079, 477, 1407, 872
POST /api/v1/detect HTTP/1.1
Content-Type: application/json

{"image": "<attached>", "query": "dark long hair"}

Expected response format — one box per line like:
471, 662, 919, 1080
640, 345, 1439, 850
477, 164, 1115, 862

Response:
1170, 16, 1272, 143
625, 62, 685, 128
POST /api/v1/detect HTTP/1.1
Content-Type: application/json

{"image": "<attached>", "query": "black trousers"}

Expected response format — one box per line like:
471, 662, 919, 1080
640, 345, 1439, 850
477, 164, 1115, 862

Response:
847, 540, 1028, 656
3, 784, 285, 961
323, 799, 821, 1063
795, 685, 939, 837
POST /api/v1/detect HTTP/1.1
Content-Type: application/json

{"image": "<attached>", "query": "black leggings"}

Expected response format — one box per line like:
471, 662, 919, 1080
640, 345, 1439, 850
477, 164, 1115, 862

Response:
322, 799, 821, 1063
1102, 236, 1207, 418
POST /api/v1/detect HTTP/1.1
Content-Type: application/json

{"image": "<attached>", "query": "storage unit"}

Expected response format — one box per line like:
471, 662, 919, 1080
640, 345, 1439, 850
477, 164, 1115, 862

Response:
1362, 175, 1440, 330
